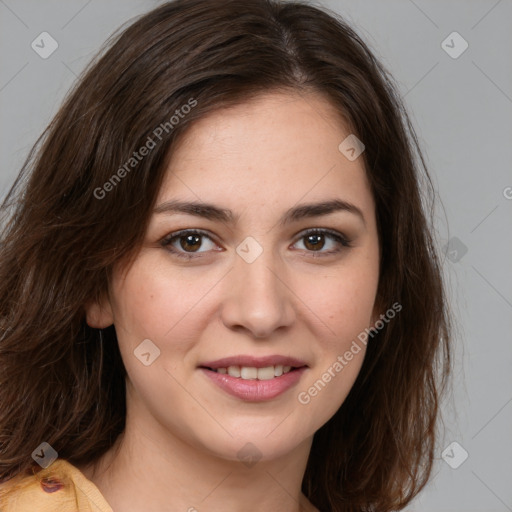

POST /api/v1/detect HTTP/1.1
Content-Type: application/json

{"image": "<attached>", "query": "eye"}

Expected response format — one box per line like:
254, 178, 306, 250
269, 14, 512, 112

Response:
161, 229, 221, 260
292, 228, 352, 256
161, 227, 352, 261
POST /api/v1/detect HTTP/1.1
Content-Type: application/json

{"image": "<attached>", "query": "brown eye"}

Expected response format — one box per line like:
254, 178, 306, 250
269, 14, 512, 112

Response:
303, 233, 326, 251
294, 229, 352, 256
161, 229, 220, 260
179, 234, 202, 252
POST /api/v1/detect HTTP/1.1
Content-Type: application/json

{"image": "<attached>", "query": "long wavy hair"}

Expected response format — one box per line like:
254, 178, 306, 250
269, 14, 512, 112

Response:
0, 0, 451, 510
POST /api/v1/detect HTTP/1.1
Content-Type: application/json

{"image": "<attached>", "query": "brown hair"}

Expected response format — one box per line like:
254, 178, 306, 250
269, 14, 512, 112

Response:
0, 0, 451, 510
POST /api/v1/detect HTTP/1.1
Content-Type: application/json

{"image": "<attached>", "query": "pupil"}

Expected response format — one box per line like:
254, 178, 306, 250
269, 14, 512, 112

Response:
181, 234, 201, 251
306, 234, 324, 251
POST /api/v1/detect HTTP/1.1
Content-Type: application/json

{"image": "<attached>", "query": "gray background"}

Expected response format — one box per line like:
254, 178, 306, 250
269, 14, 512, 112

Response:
1, 1, 511, 511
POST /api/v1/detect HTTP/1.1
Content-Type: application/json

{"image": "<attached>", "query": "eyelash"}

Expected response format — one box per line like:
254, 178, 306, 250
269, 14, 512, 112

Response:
160, 228, 352, 260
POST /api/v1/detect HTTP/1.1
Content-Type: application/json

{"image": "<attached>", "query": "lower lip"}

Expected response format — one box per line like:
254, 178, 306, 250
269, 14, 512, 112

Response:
200, 367, 307, 402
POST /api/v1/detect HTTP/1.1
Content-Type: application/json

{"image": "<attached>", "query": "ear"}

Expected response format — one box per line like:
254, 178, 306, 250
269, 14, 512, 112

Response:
84, 295, 114, 329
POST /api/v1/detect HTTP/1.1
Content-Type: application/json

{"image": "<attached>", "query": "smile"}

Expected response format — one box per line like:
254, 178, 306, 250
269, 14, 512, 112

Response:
208, 365, 296, 380
198, 355, 308, 401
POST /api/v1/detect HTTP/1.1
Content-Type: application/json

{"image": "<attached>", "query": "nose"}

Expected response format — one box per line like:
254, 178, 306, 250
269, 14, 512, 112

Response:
220, 247, 295, 339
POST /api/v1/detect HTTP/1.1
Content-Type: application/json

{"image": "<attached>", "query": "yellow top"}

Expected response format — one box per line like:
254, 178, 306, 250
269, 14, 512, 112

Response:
0, 459, 112, 511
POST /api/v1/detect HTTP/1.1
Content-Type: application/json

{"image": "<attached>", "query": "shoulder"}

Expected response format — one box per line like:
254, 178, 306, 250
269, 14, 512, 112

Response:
0, 459, 112, 512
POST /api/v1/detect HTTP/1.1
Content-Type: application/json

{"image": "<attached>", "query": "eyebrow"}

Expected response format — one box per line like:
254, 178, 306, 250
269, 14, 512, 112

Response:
153, 198, 366, 227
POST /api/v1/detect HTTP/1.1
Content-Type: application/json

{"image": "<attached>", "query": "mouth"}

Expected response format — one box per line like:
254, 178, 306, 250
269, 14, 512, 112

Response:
200, 364, 304, 380
198, 355, 308, 401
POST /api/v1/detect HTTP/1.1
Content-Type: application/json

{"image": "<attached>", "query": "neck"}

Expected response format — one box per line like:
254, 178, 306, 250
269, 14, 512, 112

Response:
78, 416, 318, 512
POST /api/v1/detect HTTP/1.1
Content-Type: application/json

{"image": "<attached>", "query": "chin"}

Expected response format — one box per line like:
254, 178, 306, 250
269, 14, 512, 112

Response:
187, 415, 313, 464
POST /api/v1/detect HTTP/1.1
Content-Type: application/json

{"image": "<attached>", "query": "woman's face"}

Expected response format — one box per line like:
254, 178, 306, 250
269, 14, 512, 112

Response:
88, 90, 380, 463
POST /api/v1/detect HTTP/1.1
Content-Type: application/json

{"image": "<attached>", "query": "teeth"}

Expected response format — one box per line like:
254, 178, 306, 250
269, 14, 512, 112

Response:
227, 366, 241, 377
215, 365, 296, 380
240, 367, 258, 380
257, 366, 275, 380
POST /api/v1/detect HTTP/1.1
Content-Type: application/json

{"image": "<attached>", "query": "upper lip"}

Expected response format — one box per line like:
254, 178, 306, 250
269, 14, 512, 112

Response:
199, 355, 308, 369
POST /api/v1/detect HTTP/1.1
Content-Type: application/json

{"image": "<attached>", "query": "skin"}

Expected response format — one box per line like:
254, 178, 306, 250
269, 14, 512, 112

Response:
81, 90, 381, 512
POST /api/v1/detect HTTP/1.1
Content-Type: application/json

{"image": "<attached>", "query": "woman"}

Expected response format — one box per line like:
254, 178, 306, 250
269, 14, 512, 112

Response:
0, 0, 451, 510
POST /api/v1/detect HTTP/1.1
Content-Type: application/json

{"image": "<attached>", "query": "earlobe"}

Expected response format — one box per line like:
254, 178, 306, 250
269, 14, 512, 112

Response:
85, 297, 114, 329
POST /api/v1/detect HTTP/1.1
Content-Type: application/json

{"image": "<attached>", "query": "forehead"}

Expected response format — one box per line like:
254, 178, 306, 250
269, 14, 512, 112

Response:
170, 90, 350, 162
157, 91, 373, 218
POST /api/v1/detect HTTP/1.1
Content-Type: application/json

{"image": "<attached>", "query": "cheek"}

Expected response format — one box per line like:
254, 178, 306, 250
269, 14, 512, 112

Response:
292, 260, 378, 413
294, 283, 373, 425
110, 258, 224, 362
297, 262, 379, 348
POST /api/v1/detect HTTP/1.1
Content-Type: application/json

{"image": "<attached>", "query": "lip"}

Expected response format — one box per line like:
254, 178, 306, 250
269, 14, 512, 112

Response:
200, 366, 308, 402
199, 355, 307, 369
